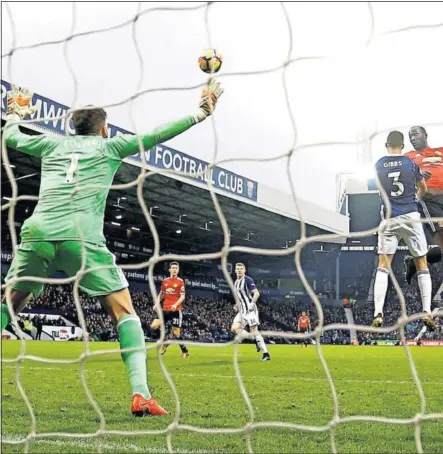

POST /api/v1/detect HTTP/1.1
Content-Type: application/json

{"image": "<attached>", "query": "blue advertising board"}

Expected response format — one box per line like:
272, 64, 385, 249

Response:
1, 80, 258, 201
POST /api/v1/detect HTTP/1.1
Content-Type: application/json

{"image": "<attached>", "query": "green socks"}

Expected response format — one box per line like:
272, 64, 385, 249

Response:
1, 304, 11, 332
117, 314, 151, 399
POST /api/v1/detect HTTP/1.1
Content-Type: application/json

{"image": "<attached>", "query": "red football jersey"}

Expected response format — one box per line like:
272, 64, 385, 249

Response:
298, 315, 310, 329
405, 147, 443, 190
161, 277, 185, 311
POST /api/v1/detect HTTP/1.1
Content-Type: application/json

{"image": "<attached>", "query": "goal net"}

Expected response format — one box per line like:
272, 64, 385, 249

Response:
2, 2, 443, 453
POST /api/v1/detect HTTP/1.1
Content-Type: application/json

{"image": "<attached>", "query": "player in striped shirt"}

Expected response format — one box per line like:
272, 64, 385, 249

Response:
1, 81, 222, 417
151, 262, 189, 359
231, 263, 270, 361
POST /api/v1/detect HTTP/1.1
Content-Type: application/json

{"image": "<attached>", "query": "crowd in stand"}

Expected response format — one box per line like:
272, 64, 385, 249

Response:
3, 252, 442, 344
14, 281, 440, 344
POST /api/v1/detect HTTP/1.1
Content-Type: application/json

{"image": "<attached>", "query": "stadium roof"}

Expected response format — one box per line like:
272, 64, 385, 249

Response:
1, 121, 343, 259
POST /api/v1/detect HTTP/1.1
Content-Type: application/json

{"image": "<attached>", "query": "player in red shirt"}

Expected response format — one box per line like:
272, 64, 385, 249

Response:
404, 126, 443, 287
151, 262, 189, 358
297, 312, 311, 348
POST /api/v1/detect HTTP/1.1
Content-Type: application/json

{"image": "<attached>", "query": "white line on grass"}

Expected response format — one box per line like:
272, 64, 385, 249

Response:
2, 437, 210, 453
4, 366, 443, 385
165, 372, 443, 386
3, 366, 104, 373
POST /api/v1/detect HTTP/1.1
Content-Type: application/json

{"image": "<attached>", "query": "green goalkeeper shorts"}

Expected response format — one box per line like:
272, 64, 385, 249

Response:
5, 241, 128, 298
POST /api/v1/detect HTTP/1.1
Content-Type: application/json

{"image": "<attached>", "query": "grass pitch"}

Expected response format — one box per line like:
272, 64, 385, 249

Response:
1, 342, 443, 453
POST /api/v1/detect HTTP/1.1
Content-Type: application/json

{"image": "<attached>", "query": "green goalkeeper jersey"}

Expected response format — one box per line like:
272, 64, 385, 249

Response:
3, 116, 196, 245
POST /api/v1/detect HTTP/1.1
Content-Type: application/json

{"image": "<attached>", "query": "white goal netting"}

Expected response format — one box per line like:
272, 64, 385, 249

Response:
2, 2, 443, 454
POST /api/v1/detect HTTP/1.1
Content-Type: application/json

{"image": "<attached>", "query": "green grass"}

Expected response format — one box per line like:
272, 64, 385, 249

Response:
1, 342, 443, 453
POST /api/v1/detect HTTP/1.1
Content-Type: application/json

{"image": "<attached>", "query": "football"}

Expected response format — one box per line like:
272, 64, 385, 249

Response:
198, 49, 223, 74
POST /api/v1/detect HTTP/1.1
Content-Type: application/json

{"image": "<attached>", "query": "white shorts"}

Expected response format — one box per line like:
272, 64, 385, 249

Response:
378, 212, 428, 258
233, 309, 260, 328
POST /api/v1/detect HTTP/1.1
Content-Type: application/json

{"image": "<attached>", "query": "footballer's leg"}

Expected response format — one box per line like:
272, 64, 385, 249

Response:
414, 256, 434, 330
231, 313, 254, 342
246, 308, 269, 360
405, 197, 443, 285
151, 315, 170, 355
2, 242, 54, 332
172, 312, 189, 359
1, 290, 33, 332
372, 253, 393, 327
100, 290, 167, 415
403, 217, 435, 331
250, 325, 270, 361
57, 241, 167, 416
299, 327, 308, 348
373, 227, 397, 327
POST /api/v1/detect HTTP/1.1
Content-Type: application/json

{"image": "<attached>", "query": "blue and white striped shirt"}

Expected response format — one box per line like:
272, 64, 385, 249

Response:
234, 275, 257, 313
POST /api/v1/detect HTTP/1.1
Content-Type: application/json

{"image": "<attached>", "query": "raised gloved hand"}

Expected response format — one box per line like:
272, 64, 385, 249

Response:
194, 77, 223, 123
7, 85, 38, 119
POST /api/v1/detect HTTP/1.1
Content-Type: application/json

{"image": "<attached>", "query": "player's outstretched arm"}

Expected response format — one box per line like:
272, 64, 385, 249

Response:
417, 179, 427, 199
109, 78, 223, 159
3, 86, 61, 158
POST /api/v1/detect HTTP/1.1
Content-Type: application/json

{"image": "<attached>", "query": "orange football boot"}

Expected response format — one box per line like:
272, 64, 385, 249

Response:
131, 394, 168, 417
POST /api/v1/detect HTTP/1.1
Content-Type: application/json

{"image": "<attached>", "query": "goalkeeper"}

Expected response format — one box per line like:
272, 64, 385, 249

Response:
1, 81, 223, 417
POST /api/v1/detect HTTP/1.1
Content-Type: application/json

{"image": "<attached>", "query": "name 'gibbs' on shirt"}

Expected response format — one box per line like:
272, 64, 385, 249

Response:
375, 155, 424, 218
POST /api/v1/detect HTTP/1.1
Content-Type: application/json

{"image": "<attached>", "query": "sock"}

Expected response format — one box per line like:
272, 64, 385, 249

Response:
374, 267, 389, 317
1, 304, 11, 332
427, 247, 442, 264
417, 269, 432, 314
179, 344, 188, 353
255, 333, 268, 354
117, 314, 151, 399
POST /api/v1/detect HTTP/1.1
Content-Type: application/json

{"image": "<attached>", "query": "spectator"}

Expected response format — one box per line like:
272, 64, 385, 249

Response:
34, 315, 43, 340
23, 318, 34, 339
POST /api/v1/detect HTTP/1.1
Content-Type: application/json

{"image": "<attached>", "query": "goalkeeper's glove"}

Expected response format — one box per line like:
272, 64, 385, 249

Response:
194, 77, 223, 123
6, 85, 38, 119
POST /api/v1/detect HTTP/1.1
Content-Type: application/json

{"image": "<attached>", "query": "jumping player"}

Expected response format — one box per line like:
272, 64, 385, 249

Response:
297, 311, 311, 348
1, 81, 223, 416
231, 263, 270, 361
404, 126, 443, 285
373, 131, 434, 330
151, 262, 189, 359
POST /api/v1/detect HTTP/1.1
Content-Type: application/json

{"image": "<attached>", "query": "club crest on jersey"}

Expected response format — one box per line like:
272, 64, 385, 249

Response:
422, 156, 442, 164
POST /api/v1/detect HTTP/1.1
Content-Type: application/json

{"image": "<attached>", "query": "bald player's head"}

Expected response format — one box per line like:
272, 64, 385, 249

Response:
409, 126, 428, 151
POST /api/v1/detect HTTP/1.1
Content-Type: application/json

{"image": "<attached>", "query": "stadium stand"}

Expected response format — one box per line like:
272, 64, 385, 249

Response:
3, 256, 441, 345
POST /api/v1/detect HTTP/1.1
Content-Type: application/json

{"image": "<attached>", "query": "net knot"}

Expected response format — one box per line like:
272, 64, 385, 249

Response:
329, 416, 340, 430
413, 414, 423, 425
168, 422, 179, 433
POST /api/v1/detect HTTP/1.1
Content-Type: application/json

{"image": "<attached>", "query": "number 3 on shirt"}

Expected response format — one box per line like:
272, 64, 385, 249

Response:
65, 154, 79, 184
388, 171, 404, 197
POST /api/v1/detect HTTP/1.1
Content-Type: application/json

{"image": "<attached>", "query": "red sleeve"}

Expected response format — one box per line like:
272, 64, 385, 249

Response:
404, 150, 418, 162
160, 280, 165, 292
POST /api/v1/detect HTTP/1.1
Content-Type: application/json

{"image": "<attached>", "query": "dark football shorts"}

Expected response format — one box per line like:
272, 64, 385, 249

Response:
163, 310, 183, 328
419, 194, 443, 236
